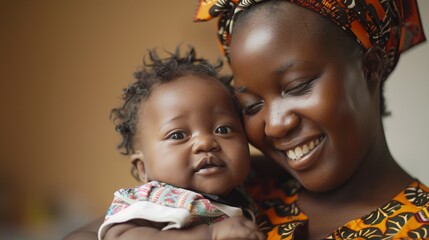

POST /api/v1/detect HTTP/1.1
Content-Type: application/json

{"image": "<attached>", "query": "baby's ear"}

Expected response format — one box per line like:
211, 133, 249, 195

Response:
130, 150, 148, 183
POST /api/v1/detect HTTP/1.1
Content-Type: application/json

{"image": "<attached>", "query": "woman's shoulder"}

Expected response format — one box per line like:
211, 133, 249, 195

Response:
331, 180, 429, 239
388, 180, 429, 213
246, 177, 429, 239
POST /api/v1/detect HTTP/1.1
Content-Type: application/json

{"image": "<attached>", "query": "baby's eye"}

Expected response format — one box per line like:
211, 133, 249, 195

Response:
168, 131, 187, 140
215, 125, 232, 135
242, 100, 264, 116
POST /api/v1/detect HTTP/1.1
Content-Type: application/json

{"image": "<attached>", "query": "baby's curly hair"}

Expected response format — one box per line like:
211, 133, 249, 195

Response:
111, 46, 233, 156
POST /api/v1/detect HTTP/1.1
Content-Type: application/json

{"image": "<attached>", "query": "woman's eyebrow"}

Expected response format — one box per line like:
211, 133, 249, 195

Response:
275, 59, 295, 74
233, 86, 246, 92
275, 59, 315, 74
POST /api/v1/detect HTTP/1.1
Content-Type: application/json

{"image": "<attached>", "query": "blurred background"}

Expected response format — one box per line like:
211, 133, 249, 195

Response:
1, 1, 428, 239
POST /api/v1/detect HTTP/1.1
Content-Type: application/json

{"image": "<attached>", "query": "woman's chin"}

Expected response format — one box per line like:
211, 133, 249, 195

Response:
295, 173, 350, 193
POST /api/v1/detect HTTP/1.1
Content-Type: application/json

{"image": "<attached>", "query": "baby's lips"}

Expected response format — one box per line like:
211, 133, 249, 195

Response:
194, 155, 225, 172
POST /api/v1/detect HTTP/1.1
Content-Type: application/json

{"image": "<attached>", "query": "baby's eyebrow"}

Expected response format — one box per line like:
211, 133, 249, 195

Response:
159, 115, 184, 130
233, 86, 246, 93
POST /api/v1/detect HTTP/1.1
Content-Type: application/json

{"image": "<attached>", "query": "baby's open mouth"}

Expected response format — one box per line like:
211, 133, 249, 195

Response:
286, 135, 325, 160
194, 155, 226, 173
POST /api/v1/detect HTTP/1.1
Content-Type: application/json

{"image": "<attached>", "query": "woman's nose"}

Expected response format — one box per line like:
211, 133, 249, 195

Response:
192, 134, 220, 153
264, 101, 300, 138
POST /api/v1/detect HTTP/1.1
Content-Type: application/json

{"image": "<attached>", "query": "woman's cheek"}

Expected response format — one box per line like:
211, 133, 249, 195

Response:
243, 116, 265, 148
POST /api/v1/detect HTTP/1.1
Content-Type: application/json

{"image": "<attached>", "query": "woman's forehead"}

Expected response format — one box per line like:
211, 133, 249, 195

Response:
232, 2, 339, 43
230, 5, 346, 71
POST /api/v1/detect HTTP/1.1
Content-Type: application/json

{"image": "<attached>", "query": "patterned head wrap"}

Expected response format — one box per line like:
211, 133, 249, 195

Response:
194, 0, 425, 80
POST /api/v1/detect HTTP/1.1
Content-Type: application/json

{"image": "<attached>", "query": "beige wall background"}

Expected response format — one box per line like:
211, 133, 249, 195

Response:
0, 1, 428, 239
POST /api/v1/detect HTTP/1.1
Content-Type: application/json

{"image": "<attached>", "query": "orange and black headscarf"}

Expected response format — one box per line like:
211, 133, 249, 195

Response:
194, 0, 425, 80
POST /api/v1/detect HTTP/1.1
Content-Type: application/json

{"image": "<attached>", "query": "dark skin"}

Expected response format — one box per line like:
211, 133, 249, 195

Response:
69, 76, 265, 240
134, 75, 251, 197
63, 217, 103, 240
64, 216, 262, 240
229, 2, 413, 238
64, 157, 278, 240
104, 217, 263, 240
65, 3, 414, 240
101, 75, 264, 240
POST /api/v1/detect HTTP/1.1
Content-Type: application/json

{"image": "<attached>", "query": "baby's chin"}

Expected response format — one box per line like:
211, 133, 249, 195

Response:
198, 187, 234, 197
190, 177, 243, 197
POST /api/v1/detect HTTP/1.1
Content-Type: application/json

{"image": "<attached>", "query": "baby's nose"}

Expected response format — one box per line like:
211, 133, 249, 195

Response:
192, 134, 220, 153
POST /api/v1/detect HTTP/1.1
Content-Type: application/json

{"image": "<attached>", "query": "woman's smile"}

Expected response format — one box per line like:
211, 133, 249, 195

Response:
282, 134, 325, 171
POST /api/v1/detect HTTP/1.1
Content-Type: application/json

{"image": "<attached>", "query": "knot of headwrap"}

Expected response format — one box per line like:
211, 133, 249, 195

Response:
194, 0, 426, 80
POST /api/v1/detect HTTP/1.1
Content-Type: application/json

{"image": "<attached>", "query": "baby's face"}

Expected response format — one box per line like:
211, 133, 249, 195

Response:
135, 75, 250, 196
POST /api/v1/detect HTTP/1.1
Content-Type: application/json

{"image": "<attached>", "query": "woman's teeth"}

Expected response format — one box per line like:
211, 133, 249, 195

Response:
286, 136, 323, 160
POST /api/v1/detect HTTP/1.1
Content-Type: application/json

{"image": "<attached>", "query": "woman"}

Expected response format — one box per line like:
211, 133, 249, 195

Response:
193, 0, 428, 239
66, 0, 428, 239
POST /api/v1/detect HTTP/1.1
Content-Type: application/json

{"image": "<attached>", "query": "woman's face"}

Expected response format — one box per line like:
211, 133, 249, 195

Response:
230, 2, 379, 192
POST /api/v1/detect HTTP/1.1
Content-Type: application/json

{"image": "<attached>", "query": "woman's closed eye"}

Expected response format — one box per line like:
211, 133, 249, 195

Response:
242, 100, 264, 116
281, 76, 318, 97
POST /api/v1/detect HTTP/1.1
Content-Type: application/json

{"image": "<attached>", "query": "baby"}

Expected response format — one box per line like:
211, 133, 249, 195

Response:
98, 48, 265, 240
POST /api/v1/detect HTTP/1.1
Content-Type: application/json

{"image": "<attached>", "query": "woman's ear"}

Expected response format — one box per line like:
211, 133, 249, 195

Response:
362, 46, 384, 95
130, 150, 148, 183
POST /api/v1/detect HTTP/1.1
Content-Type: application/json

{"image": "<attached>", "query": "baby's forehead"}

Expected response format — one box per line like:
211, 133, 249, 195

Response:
176, 73, 227, 86
137, 77, 240, 125
156, 74, 229, 95
142, 74, 234, 108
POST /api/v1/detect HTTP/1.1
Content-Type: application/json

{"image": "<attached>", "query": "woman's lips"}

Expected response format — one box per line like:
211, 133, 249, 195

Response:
194, 155, 226, 175
282, 134, 325, 171
286, 135, 325, 160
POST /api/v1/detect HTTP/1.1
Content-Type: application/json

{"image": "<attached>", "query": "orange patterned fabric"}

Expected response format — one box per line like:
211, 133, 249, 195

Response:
194, 0, 426, 80
245, 179, 429, 239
